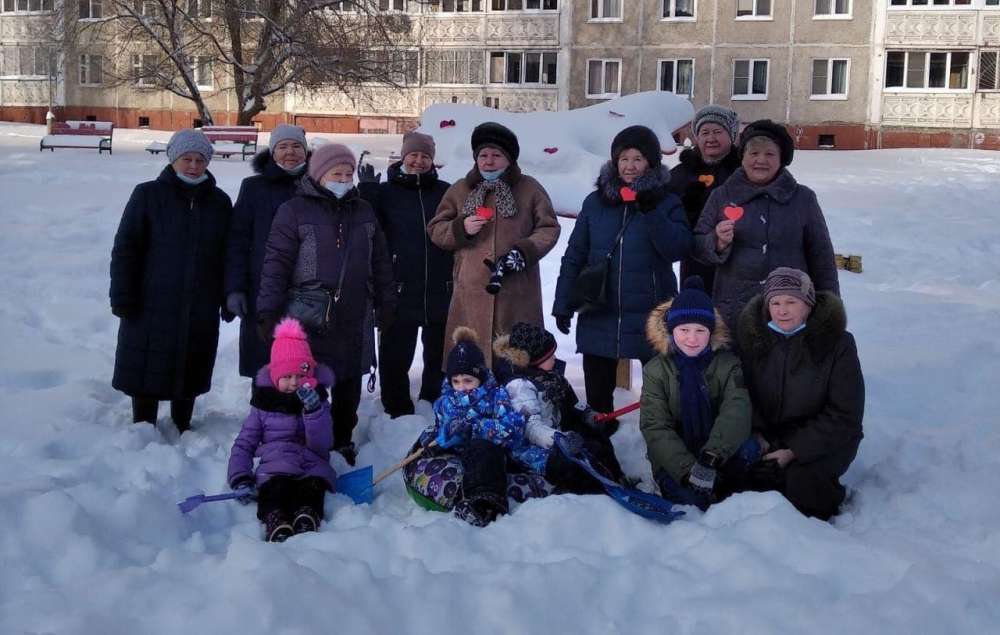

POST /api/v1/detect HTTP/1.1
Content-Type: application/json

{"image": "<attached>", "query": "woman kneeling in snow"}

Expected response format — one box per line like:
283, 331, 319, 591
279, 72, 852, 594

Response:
735, 267, 864, 521
227, 319, 336, 542
640, 276, 756, 511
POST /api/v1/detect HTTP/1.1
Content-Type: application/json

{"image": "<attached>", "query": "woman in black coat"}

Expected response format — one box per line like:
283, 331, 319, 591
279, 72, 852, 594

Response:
225, 124, 309, 378
358, 131, 452, 418
110, 129, 233, 432
736, 267, 864, 520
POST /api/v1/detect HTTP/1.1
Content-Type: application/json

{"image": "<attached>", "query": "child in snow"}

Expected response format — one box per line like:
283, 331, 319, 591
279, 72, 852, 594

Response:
493, 322, 625, 493
227, 318, 337, 542
411, 327, 527, 527
640, 276, 755, 511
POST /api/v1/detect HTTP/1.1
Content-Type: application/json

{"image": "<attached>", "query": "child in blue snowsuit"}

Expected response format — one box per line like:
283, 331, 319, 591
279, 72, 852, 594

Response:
413, 326, 526, 526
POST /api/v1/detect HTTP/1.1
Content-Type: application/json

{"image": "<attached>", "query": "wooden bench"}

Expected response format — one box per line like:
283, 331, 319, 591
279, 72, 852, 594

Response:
145, 125, 259, 160
40, 121, 114, 155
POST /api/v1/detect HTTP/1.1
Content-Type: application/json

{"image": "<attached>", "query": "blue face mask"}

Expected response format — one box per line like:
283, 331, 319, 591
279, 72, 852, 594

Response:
325, 181, 353, 198
176, 171, 208, 185
768, 321, 806, 336
480, 168, 506, 182
282, 162, 306, 175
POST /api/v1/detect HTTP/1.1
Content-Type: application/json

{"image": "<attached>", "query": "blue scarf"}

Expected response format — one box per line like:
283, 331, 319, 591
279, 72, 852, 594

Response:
671, 346, 714, 455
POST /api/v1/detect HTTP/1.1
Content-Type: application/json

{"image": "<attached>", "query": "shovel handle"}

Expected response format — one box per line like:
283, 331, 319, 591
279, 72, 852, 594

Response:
594, 401, 640, 423
373, 441, 438, 486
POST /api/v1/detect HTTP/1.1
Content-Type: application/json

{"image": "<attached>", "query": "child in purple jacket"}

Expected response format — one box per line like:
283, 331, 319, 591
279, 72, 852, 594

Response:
228, 318, 337, 542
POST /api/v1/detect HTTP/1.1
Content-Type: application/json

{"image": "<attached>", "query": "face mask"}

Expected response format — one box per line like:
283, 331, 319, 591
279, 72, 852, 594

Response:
325, 181, 353, 198
282, 162, 306, 175
767, 321, 806, 336
176, 172, 208, 185
480, 168, 506, 182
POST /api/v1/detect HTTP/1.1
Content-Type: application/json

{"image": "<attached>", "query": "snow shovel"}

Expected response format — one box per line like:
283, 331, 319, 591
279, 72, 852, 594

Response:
593, 401, 640, 424
557, 444, 684, 524
177, 491, 241, 514
337, 441, 438, 505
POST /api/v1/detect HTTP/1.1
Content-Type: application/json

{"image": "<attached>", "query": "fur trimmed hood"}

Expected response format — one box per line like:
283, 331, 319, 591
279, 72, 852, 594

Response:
596, 162, 671, 211
492, 333, 528, 368
646, 298, 731, 355
738, 291, 847, 361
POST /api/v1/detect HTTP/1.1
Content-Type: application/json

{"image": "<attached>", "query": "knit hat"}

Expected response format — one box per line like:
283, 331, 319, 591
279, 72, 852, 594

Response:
611, 125, 663, 168
446, 327, 489, 383
693, 105, 740, 145
308, 143, 356, 182
166, 128, 213, 163
268, 123, 307, 153
401, 131, 436, 159
763, 267, 816, 307
506, 322, 557, 367
739, 119, 795, 166
666, 276, 716, 333
471, 122, 520, 163
268, 318, 318, 388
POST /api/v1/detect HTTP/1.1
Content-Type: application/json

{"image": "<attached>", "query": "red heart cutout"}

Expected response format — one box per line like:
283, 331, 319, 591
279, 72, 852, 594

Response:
476, 206, 494, 220
543, 147, 558, 154
439, 119, 456, 128
698, 174, 715, 187
620, 186, 637, 203
724, 205, 744, 221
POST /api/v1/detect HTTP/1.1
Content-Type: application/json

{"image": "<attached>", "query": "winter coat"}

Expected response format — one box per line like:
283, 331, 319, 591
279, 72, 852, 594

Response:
227, 364, 337, 490
668, 146, 741, 291
737, 291, 864, 469
428, 164, 560, 368
225, 150, 305, 377
420, 374, 527, 454
256, 177, 396, 379
639, 301, 752, 483
552, 163, 692, 360
693, 168, 840, 332
358, 162, 453, 325
110, 166, 233, 399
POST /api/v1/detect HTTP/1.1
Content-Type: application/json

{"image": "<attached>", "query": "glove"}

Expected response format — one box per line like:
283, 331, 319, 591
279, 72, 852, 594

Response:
687, 451, 721, 498
554, 430, 585, 457
500, 247, 527, 273
358, 163, 381, 184
483, 258, 506, 295
296, 385, 322, 414
112, 304, 139, 319
555, 314, 572, 335
232, 480, 256, 505
226, 292, 248, 318
747, 458, 784, 491
256, 313, 277, 342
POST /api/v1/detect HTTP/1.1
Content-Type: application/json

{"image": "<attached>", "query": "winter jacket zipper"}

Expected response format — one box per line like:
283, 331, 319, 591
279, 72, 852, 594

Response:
616, 205, 627, 358
417, 173, 429, 325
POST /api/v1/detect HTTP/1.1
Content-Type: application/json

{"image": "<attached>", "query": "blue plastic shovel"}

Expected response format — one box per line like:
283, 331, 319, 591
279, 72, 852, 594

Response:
177, 491, 241, 513
337, 441, 438, 505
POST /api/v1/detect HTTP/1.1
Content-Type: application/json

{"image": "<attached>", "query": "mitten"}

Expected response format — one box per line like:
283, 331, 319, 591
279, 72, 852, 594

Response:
358, 163, 381, 184
232, 479, 257, 505
296, 385, 322, 414
555, 314, 572, 335
501, 247, 527, 273
688, 450, 723, 498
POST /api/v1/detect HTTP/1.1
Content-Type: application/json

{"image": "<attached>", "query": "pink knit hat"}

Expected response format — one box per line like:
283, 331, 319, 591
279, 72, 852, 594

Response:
268, 318, 318, 387
307, 143, 356, 182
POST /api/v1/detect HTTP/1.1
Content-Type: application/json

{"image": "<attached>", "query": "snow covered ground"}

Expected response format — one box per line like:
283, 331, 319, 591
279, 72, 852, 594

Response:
2, 122, 1000, 634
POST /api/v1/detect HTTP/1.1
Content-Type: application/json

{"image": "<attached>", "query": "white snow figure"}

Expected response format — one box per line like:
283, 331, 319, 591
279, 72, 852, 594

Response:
418, 91, 695, 214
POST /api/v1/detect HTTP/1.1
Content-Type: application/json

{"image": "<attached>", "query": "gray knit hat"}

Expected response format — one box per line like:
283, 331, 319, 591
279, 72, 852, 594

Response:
763, 267, 816, 307
401, 131, 436, 159
269, 123, 307, 153
693, 105, 740, 144
166, 128, 213, 163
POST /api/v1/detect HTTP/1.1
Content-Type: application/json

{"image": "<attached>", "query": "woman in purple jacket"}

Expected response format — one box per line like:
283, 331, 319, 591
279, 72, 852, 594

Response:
228, 318, 337, 542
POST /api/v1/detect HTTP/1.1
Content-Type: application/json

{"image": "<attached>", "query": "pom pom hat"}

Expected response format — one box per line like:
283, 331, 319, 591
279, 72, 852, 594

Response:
269, 318, 317, 387
446, 327, 489, 383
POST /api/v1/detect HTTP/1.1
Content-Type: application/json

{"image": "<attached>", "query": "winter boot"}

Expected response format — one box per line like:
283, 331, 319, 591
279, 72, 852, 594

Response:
453, 492, 505, 527
264, 510, 294, 543
292, 506, 320, 535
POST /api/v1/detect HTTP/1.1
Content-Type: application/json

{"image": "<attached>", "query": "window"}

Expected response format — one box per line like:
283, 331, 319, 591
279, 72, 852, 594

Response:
424, 49, 484, 84
523, 0, 558, 9
590, 0, 621, 20
131, 54, 158, 86
378, 0, 405, 9
814, 0, 849, 17
736, 0, 770, 17
524, 51, 557, 84
658, 59, 694, 97
978, 51, 998, 90
988, 0, 999, 6
732, 58, 768, 99
368, 49, 418, 84
487, 51, 556, 84
811, 58, 848, 98
78, 0, 101, 19
193, 56, 213, 89
889, 0, 970, 5
0, 46, 52, 77
437, 0, 482, 12
662, 0, 694, 18
884, 51, 969, 90
188, 0, 211, 17
492, 0, 523, 9
586, 58, 621, 98
79, 54, 102, 85
1, 0, 53, 11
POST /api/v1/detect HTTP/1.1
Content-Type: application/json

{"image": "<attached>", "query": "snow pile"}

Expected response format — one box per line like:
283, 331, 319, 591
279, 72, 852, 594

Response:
1, 123, 1000, 633
419, 91, 694, 214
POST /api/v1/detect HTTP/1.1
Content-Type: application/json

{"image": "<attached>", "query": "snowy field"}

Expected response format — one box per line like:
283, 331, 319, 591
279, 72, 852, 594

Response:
1, 122, 1000, 634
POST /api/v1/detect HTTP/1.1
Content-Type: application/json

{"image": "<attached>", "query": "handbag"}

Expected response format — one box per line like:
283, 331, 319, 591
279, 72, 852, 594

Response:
286, 233, 352, 335
569, 211, 634, 314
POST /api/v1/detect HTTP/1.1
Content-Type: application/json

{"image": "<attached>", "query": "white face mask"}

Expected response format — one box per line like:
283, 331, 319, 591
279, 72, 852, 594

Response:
325, 180, 353, 198
176, 172, 209, 185
282, 162, 306, 175
480, 168, 506, 182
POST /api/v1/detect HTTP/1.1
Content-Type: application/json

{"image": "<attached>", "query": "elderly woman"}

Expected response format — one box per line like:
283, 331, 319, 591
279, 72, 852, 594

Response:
428, 122, 560, 369
737, 267, 864, 520
693, 120, 840, 335
225, 124, 309, 378
255, 143, 396, 465
552, 125, 692, 418
668, 105, 741, 293
110, 129, 233, 432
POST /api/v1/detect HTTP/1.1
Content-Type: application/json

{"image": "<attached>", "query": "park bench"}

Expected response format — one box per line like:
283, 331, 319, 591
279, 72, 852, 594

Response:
146, 125, 259, 160
40, 121, 114, 155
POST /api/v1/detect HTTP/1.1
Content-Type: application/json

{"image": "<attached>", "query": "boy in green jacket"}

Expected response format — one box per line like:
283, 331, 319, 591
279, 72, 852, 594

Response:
640, 276, 756, 510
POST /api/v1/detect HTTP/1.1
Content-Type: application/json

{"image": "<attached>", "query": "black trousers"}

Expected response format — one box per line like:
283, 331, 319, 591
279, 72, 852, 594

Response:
331, 375, 363, 449
458, 438, 509, 513
132, 396, 195, 431
378, 320, 445, 417
582, 353, 653, 417
256, 475, 327, 521
732, 451, 853, 521
545, 437, 625, 495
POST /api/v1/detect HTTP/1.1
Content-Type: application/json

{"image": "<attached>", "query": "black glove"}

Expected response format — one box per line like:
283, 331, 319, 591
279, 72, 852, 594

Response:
358, 163, 381, 184
500, 247, 527, 273
554, 430, 585, 457
687, 450, 723, 498
555, 314, 572, 335
747, 458, 784, 491
256, 313, 278, 342
483, 258, 506, 295
112, 304, 139, 320
226, 292, 248, 318
296, 385, 322, 414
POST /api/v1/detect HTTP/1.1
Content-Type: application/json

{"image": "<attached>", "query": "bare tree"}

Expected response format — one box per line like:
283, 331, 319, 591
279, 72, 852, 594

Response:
70, 0, 413, 125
